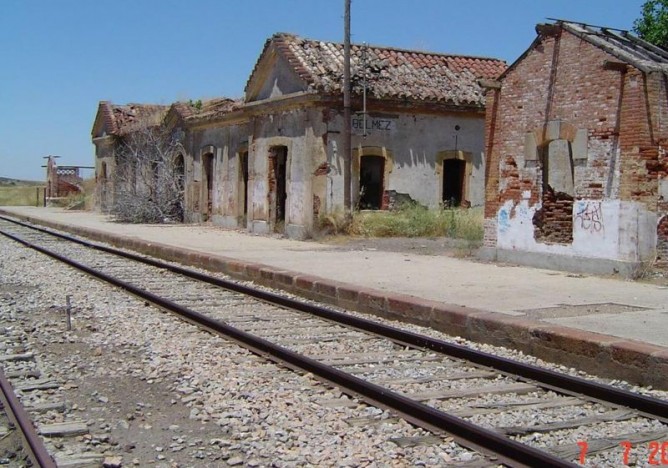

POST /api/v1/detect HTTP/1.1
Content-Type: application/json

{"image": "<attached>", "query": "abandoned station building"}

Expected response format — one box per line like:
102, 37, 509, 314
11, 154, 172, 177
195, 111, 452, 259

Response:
92, 33, 506, 237
482, 20, 668, 275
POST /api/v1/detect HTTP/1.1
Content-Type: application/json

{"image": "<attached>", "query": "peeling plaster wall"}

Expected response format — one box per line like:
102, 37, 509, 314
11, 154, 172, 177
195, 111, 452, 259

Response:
187, 123, 249, 225
327, 111, 486, 209
93, 138, 116, 212
249, 107, 327, 238
497, 196, 656, 261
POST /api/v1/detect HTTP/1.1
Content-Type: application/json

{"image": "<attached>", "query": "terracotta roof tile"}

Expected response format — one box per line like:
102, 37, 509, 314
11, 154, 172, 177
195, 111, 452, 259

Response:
247, 33, 506, 107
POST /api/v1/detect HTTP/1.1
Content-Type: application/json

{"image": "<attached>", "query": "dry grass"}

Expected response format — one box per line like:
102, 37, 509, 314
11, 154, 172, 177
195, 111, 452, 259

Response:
350, 205, 483, 241
319, 205, 484, 242
0, 186, 45, 206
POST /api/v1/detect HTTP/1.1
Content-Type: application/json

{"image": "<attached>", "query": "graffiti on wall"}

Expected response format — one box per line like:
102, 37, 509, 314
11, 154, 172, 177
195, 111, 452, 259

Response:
498, 207, 511, 233
575, 201, 604, 233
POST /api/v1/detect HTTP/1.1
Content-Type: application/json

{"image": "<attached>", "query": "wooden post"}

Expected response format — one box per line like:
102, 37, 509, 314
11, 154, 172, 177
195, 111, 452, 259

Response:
65, 295, 72, 331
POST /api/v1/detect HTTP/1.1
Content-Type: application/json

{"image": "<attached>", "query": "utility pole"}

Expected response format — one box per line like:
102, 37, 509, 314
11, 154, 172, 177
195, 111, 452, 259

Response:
343, 0, 352, 212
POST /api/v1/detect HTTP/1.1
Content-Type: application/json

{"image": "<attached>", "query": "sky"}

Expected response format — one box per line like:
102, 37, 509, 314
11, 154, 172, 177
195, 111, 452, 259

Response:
0, 0, 648, 181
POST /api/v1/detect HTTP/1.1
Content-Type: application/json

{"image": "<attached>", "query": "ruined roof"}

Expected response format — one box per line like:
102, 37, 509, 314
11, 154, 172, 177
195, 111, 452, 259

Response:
94, 101, 168, 137
246, 33, 507, 107
183, 98, 244, 124
111, 103, 168, 134
549, 20, 668, 73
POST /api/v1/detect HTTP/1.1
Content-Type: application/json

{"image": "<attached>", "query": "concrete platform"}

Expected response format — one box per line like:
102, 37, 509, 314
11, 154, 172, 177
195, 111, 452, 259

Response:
1, 206, 667, 388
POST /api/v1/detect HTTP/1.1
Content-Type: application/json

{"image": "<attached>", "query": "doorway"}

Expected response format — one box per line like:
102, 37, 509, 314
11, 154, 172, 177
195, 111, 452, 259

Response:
202, 153, 214, 221
442, 159, 465, 206
269, 146, 287, 230
359, 155, 385, 210
239, 151, 249, 227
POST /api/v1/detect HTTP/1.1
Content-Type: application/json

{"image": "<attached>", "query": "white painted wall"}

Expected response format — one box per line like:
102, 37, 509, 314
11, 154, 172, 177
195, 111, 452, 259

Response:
496, 196, 657, 262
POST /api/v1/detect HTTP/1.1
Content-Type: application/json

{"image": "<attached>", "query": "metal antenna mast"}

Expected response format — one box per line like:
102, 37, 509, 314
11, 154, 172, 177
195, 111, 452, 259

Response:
343, 0, 352, 212
362, 42, 368, 138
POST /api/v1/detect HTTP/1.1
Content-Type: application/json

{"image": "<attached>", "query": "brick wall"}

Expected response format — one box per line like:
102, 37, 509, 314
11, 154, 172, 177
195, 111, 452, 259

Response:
658, 216, 668, 268
484, 27, 665, 260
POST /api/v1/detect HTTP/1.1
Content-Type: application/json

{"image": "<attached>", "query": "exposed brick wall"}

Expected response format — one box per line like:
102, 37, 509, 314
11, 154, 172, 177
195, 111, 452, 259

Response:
658, 216, 668, 268
483, 90, 500, 219
533, 188, 574, 244
617, 69, 660, 210
498, 156, 539, 207
484, 27, 664, 258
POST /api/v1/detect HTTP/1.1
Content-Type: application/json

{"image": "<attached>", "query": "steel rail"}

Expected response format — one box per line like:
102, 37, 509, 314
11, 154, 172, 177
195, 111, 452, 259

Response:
0, 227, 579, 468
2, 215, 666, 420
0, 368, 57, 467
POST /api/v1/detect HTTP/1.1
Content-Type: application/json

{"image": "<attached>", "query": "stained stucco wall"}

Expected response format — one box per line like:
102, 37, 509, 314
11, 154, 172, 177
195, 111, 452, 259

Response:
183, 103, 487, 239
249, 107, 327, 237
325, 110, 486, 210
93, 138, 116, 212
187, 123, 249, 226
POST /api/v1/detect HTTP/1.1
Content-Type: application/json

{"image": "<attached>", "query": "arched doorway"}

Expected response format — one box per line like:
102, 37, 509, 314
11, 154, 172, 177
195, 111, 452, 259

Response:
359, 155, 385, 210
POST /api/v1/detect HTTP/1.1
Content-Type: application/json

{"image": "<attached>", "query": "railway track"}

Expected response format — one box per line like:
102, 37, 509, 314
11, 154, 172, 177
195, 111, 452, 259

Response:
1, 215, 667, 468
0, 359, 56, 467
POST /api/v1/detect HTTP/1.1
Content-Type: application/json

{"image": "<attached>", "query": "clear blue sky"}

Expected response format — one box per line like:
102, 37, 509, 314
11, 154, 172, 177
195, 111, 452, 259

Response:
0, 0, 646, 181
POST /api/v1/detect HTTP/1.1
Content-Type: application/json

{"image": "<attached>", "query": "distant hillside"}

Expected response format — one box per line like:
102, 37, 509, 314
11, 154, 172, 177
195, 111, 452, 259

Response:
0, 177, 44, 187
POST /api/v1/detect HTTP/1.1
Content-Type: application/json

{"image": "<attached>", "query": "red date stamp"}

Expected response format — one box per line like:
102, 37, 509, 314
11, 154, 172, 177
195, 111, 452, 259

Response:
577, 440, 668, 465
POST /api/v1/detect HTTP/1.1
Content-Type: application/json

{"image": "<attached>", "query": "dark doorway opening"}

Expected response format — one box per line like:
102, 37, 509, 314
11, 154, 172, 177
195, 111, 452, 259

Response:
174, 154, 185, 192
359, 155, 385, 210
442, 159, 465, 206
240, 151, 249, 227
269, 146, 287, 230
202, 153, 214, 221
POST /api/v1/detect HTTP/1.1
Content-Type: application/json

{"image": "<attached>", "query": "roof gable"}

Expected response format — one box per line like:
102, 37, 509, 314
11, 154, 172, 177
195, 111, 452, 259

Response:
91, 101, 115, 138
244, 33, 507, 107
245, 40, 309, 102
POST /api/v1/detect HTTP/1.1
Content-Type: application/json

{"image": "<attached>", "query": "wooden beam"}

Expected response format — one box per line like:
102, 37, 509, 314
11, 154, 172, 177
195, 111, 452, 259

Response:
478, 79, 502, 89
536, 23, 561, 36
604, 60, 628, 72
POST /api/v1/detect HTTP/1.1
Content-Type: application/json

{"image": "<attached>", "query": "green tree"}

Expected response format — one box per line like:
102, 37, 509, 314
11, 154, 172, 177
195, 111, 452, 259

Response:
634, 0, 668, 48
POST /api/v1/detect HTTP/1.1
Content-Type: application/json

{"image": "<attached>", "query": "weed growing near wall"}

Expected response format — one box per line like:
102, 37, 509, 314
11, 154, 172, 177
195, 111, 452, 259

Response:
319, 204, 483, 241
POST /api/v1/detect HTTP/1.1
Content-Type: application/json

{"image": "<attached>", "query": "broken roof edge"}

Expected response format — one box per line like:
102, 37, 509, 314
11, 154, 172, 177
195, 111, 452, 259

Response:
494, 19, 668, 84
558, 21, 668, 73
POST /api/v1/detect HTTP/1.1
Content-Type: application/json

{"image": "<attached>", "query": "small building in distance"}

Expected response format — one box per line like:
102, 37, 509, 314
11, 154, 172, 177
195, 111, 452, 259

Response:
482, 20, 668, 275
44, 155, 92, 202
